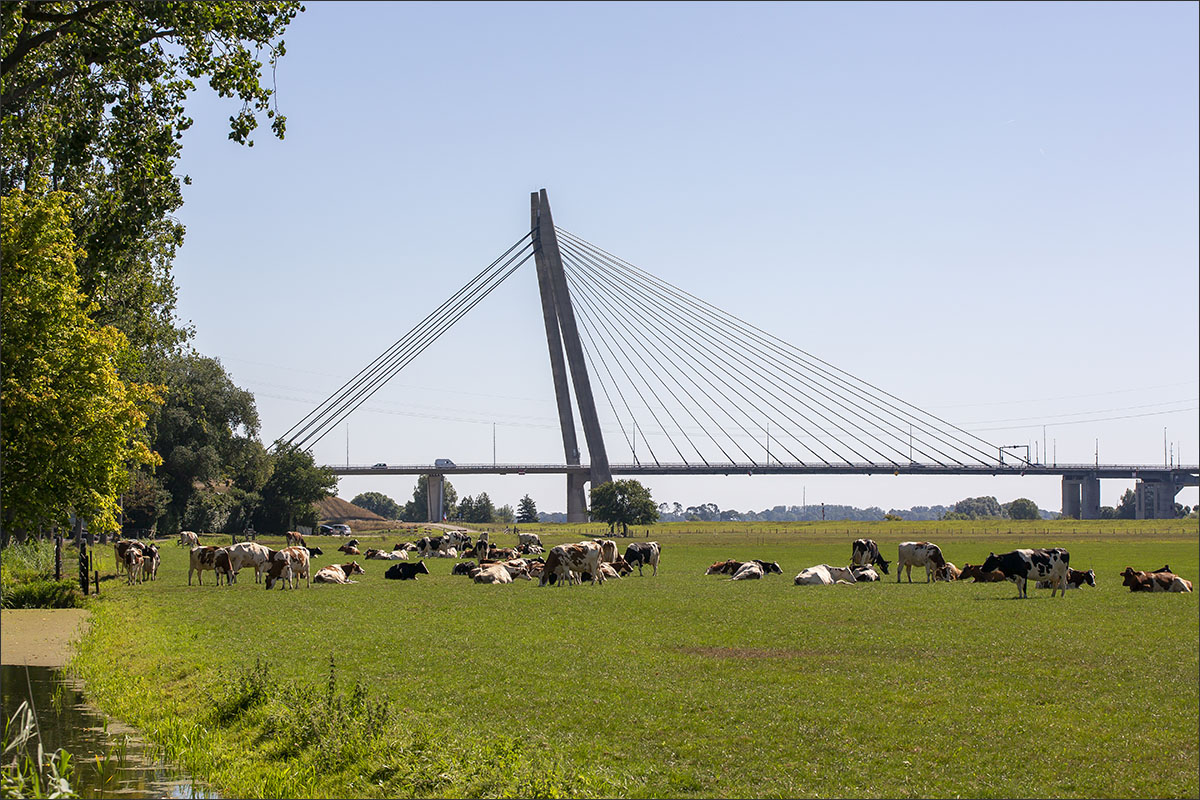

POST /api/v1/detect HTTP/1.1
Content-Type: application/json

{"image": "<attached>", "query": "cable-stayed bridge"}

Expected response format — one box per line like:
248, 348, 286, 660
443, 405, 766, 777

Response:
276, 191, 1198, 522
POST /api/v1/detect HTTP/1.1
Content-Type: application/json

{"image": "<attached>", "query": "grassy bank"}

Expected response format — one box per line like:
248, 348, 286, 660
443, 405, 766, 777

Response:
70, 522, 1199, 798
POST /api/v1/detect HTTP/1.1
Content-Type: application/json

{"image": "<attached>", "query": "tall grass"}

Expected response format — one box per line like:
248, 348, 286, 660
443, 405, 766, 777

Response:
1, 700, 77, 798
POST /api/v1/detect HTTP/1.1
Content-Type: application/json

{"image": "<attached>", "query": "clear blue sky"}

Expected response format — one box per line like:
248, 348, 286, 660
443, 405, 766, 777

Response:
170, 1, 1199, 515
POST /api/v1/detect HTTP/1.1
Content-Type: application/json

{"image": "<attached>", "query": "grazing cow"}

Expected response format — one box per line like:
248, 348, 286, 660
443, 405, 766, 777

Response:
227, 542, 272, 583
314, 561, 366, 584
385, 561, 431, 580
188, 545, 222, 586
729, 562, 765, 581
264, 546, 312, 589
285, 531, 307, 548
934, 562, 962, 582
1037, 568, 1095, 590
262, 557, 294, 590
124, 548, 144, 585
518, 532, 542, 549
338, 543, 361, 556
850, 565, 880, 582
981, 548, 1070, 598
599, 540, 618, 564
452, 560, 477, 576
140, 544, 160, 582
114, 539, 145, 578
960, 563, 1007, 583
214, 549, 236, 586
794, 565, 857, 585
851, 539, 891, 575
1120, 567, 1192, 592
623, 542, 661, 576
896, 542, 946, 584
540, 542, 604, 587
706, 559, 744, 576
178, 531, 199, 548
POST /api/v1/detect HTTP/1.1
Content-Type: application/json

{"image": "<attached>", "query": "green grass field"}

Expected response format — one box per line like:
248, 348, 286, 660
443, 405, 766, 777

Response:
69, 521, 1199, 798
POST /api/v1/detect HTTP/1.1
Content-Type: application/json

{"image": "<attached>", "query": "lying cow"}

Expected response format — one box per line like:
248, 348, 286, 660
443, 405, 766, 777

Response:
897, 541, 946, 583
794, 565, 857, 585
1120, 567, 1192, 592
471, 563, 531, 584
385, 561, 430, 580
934, 562, 962, 582
518, 532, 542, 549
706, 559, 744, 576
452, 560, 478, 576
960, 563, 1007, 583
314, 561, 366, 584
337, 543, 361, 556
851, 538, 891, 574
729, 560, 783, 581
850, 565, 880, 582
981, 548, 1070, 598
1037, 568, 1095, 590
365, 548, 408, 560
624, 542, 661, 576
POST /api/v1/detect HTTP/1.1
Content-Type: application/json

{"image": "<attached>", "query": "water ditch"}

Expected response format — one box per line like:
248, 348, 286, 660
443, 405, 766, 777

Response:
1, 663, 216, 798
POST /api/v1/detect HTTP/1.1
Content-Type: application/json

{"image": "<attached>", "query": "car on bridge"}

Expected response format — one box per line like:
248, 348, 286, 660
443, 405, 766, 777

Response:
372, 462, 387, 469
435, 458, 456, 469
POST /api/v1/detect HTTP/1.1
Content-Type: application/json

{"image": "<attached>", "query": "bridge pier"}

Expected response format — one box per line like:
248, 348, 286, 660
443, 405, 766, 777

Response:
567, 473, 589, 524
1135, 479, 1178, 519
1061, 475, 1100, 519
426, 473, 445, 522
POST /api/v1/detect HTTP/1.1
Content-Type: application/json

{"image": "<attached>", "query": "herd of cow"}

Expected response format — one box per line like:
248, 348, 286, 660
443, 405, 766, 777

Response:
112, 531, 1192, 597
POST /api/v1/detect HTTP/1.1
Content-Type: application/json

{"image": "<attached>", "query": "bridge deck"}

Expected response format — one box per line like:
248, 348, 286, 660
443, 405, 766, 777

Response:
330, 463, 1199, 483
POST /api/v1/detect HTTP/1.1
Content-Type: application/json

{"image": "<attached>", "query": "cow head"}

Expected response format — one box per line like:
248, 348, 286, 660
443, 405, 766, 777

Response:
761, 561, 782, 574
874, 555, 891, 575
306, 546, 323, 557
981, 553, 1002, 573
1080, 569, 1096, 587
345, 561, 365, 576
415, 560, 430, 575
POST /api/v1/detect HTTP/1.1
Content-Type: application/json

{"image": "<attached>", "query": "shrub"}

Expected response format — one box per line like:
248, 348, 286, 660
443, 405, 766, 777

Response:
0, 579, 84, 609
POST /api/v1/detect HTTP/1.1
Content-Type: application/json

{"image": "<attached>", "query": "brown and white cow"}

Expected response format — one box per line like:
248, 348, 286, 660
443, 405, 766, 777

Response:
227, 542, 272, 583
114, 539, 145, 579
1121, 566, 1192, 592
1037, 568, 1095, 590
897, 542, 946, 583
337, 543, 361, 556
178, 530, 199, 548
314, 561, 365, 584
124, 547, 145, 585
598, 540, 618, 564
540, 542, 604, 586
188, 545, 223, 586
959, 563, 1007, 583
264, 546, 311, 589
285, 531, 307, 547
706, 559, 744, 576
933, 562, 962, 582
139, 543, 160, 582
214, 548, 237, 586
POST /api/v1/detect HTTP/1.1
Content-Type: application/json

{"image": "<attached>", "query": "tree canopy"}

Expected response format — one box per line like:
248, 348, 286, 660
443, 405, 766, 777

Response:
1, 189, 163, 536
255, 443, 335, 532
589, 479, 658, 536
516, 494, 538, 524
352, 491, 403, 520
1005, 497, 1040, 520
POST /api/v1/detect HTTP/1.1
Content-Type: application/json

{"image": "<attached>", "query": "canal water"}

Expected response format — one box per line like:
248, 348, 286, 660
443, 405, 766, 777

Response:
1, 663, 215, 798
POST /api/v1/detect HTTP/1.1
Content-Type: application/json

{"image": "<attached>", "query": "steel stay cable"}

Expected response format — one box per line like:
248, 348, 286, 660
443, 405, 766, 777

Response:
563, 250, 727, 466
289, 242, 534, 450
562, 250, 686, 465
561, 236, 903, 466
561, 238, 846, 465
573, 308, 650, 465
555, 227, 998, 463
290, 244, 534, 450
557, 229, 988, 466
565, 250, 748, 465
563, 242, 792, 465
279, 234, 532, 447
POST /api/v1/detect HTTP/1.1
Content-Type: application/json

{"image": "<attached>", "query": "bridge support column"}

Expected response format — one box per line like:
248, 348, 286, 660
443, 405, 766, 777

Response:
426, 473, 444, 523
1135, 479, 1177, 519
567, 473, 589, 524
1061, 478, 1081, 519
1080, 476, 1101, 520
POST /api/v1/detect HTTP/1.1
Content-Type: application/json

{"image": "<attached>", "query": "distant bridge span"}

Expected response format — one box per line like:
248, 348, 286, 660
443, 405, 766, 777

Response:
328, 462, 1199, 521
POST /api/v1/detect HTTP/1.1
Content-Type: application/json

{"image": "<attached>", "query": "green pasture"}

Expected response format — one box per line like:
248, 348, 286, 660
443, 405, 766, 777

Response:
69, 522, 1199, 798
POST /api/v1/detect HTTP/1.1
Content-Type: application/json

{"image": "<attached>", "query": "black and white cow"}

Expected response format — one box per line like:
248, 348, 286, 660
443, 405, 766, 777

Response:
623, 542, 661, 576
981, 548, 1070, 598
851, 538, 890, 574
1036, 567, 1095, 590
384, 560, 431, 580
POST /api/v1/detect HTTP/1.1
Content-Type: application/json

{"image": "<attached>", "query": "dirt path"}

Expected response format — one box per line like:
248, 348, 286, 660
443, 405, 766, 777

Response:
1, 608, 90, 668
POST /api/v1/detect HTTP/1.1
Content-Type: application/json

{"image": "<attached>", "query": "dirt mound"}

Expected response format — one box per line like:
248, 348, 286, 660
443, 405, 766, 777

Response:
314, 496, 386, 523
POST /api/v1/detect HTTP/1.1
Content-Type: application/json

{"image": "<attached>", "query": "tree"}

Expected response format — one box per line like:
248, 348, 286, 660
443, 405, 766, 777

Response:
952, 496, 1004, 520
147, 351, 260, 534
1115, 489, 1137, 520
255, 444, 336, 533
2, 1, 303, 359
516, 494, 538, 524
589, 479, 659, 537
352, 491, 402, 520
402, 475, 457, 522
1005, 498, 1040, 520
455, 495, 475, 523
494, 504, 515, 525
1, 189, 163, 538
